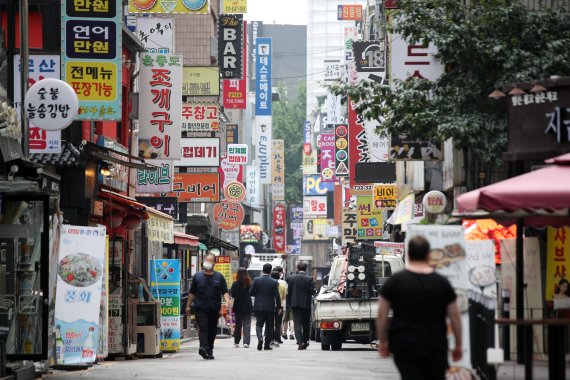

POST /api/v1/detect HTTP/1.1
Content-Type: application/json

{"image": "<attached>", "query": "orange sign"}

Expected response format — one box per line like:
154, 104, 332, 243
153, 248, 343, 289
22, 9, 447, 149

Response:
168, 173, 219, 203
213, 201, 244, 231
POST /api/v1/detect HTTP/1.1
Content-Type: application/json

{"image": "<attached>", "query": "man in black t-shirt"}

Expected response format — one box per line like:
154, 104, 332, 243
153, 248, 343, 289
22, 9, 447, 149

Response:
376, 236, 462, 380
186, 254, 230, 360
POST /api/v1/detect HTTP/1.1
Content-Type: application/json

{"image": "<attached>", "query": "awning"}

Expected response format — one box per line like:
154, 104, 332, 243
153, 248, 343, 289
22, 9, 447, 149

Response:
84, 141, 158, 170
146, 207, 174, 244
201, 234, 239, 252
173, 232, 200, 247
98, 188, 148, 218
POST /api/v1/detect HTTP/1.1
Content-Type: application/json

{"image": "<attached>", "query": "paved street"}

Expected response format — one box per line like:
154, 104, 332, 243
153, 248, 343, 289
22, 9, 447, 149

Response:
47, 337, 399, 380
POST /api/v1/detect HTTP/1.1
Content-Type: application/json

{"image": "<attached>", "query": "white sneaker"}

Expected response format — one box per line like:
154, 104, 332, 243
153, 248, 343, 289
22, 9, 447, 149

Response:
234, 343, 240, 348
243, 344, 249, 348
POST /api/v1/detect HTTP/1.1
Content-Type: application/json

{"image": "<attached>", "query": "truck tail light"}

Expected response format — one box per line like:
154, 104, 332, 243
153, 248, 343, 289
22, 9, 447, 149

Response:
320, 321, 341, 330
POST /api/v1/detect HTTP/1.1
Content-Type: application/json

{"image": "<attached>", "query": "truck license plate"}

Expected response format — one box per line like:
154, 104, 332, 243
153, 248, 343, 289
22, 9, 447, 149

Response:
351, 322, 369, 332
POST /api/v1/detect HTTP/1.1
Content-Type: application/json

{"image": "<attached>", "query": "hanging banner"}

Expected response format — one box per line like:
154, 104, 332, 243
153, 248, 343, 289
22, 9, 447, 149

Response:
245, 165, 260, 208
55, 225, 106, 365
406, 225, 471, 371
214, 201, 245, 230
138, 53, 183, 160
224, 0, 247, 13
319, 133, 336, 182
272, 139, 285, 201
255, 116, 272, 184
375, 241, 405, 256
334, 124, 349, 177
546, 227, 570, 306
169, 173, 220, 203
137, 197, 178, 219
303, 196, 327, 218
356, 196, 383, 240
129, 0, 209, 14
62, 0, 122, 121
176, 138, 220, 167
223, 21, 247, 109
136, 17, 174, 53
227, 143, 249, 165
150, 259, 181, 352
182, 67, 220, 96
273, 203, 286, 252
218, 14, 243, 79
14, 55, 61, 153
341, 208, 357, 245
136, 160, 174, 194
181, 103, 220, 132
219, 153, 244, 187
255, 37, 272, 116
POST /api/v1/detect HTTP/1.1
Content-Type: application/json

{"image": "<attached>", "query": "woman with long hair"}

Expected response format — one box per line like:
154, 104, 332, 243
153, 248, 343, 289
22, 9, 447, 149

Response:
230, 268, 253, 347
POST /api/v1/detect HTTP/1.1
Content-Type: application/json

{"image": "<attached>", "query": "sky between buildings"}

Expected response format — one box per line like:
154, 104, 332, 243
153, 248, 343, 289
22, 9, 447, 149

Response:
245, 0, 308, 25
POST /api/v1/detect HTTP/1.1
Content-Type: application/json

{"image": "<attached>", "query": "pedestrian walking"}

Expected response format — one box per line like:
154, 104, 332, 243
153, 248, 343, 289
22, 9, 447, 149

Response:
376, 235, 463, 380
185, 254, 230, 360
250, 263, 282, 351
286, 262, 315, 350
270, 271, 287, 346
230, 268, 253, 348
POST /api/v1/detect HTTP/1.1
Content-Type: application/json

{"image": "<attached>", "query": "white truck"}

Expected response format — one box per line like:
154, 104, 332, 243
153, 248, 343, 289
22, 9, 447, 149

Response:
313, 253, 405, 351
247, 253, 287, 279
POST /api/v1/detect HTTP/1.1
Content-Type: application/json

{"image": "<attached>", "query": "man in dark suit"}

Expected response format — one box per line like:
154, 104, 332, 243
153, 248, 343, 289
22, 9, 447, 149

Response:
250, 263, 282, 351
287, 262, 316, 350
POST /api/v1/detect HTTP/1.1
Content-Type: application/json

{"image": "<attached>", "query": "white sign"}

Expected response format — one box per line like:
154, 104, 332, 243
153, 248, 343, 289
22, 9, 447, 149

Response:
255, 115, 272, 184
227, 143, 248, 165
24, 78, 78, 131
422, 190, 447, 214
136, 17, 174, 53
245, 165, 260, 208
324, 59, 341, 82
181, 103, 220, 132
390, 34, 444, 82
14, 55, 62, 153
303, 196, 327, 218
220, 153, 241, 187
326, 93, 344, 125
176, 138, 220, 167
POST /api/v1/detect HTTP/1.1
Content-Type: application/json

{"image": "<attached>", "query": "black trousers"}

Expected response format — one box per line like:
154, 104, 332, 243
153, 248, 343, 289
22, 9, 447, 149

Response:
292, 307, 311, 345
393, 353, 448, 380
274, 311, 283, 341
255, 311, 274, 345
233, 311, 251, 345
194, 309, 219, 352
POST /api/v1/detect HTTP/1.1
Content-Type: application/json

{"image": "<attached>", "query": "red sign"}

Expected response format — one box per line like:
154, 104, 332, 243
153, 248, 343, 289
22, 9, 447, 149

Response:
218, 153, 244, 187
214, 201, 245, 231
273, 203, 286, 253
337, 5, 363, 20
223, 21, 247, 109
168, 173, 220, 203
303, 143, 312, 155
348, 99, 371, 192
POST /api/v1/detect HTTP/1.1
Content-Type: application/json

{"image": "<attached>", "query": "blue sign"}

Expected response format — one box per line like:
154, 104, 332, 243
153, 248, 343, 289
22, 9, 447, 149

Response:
303, 174, 335, 195
150, 259, 181, 352
255, 37, 272, 116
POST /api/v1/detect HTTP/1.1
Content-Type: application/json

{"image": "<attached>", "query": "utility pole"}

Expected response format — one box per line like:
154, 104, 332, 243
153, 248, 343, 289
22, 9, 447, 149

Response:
19, 0, 29, 157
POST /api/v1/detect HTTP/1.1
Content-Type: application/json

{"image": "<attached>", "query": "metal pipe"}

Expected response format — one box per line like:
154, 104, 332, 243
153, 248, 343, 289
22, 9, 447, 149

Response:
516, 218, 524, 364
19, 0, 29, 157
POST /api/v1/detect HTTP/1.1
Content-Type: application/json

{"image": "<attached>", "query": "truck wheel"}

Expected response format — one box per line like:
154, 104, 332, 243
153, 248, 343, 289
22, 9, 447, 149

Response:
321, 343, 331, 351
331, 341, 342, 351
315, 328, 321, 342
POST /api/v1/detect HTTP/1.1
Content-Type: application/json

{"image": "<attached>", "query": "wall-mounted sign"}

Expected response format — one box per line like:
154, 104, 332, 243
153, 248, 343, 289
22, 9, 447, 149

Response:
137, 197, 178, 219
303, 174, 335, 195
324, 59, 341, 82
272, 139, 285, 201
337, 4, 363, 20
149, 259, 181, 352
62, 0, 122, 120
226, 124, 239, 144
319, 133, 336, 182
219, 153, 244, 187
138, 53, 183, 160
302, 218, 331, 241
303, 196, 327, 218
224, 0, 247, 13
390, 134, 442, 160
352, 41, 387, 84
255, 37, 272, 115
373, 184, 397, 209
342, 207, 358, 246
245, 165, 260, 208
255, 115, 272, 184
176, 138, 220, 167
240, 225, 261, 243
170, 173, 220, 203
273, 203, 286, 252
334, 124, 349, 177
224, 181, 246, 203
223, 21, 248, 109
356, 196, 383, 239
181, 103, 220, 132
136, 160, 174, 194
182, 67, 220, 96
214, 201, 245, 231
391, 33, 444, 82
227, 143, 248, 165
129, 0, 209, 14
136, 17, 173, 53
422, 190, 447, 214
25, 78, 78, 131
218, 14, 243, 79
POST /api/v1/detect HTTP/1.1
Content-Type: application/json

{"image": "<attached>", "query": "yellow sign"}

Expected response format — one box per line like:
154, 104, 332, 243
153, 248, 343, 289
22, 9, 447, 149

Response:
373, 184, 397, 209
356, 196, 383, 240
65, 61, 118, 101
224, 0, 247, 13
147, 214, 174, 244
546, 227, 570, 302
215, 256, 232, 286
182, 67, 220, 96
128, 0, 209, 14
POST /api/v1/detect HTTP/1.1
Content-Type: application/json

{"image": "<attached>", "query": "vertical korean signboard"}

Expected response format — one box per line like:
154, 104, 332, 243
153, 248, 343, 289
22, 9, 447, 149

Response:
319, 133, 336, 182
245, 165, 260, 208
136, 18, 174, 53
138, 53, 183, 160
62, 0, 122, 120
55, 225, 106, 365
334, 124, 349, 177
356, 196, 383, 239
218, 14, 243, 79
272, 139, 285, 201
255, 37, 272, 115
150, 259, 181, 352
546, 227, 570, 307
223, 21, 247, 109
273, 203, 286, 253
